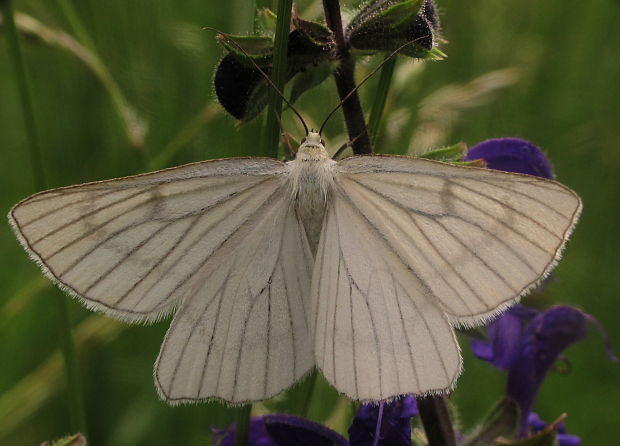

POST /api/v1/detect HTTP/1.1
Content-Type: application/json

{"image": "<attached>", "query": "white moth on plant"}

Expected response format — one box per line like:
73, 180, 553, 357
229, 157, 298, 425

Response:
8, 130, 581, 404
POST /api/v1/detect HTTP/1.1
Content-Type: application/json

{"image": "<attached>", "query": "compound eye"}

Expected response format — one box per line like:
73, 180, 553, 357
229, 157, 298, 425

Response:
320, 139, 326, 146
300, 137, 307, 144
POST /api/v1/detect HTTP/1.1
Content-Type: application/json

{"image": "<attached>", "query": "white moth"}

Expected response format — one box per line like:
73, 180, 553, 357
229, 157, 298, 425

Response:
8, 131, 581, 404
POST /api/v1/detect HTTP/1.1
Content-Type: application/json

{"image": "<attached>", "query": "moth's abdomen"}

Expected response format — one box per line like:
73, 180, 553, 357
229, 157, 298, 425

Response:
288, 158, 336, 253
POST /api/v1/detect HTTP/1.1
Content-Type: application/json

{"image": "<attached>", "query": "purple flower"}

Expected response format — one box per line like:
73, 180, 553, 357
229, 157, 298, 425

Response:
213, 398, 420, 446
348, 397, 418, 446
213, 414, 349, 446
464, 138, 554, 179
506, 306, 588, 430
527, 412, 581, 446
470, 305, 537, 370
470, 305, 616, 434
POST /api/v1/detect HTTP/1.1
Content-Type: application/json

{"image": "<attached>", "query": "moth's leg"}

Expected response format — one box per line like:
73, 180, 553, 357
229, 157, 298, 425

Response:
332, 130, 369, 160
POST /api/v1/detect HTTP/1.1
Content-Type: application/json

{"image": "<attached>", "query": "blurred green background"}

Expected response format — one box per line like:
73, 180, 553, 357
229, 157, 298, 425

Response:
1, 0, 619, 444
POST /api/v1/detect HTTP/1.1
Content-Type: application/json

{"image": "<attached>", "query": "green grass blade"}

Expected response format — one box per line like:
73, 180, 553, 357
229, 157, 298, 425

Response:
1, 0, 87, 436
367, 56, 396, 150
261, 0, 293, 157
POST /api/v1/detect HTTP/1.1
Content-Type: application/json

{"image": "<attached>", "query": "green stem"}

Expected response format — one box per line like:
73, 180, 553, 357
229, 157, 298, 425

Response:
367, 56, 396, 150
2, 1, 46, 191
56, 0, 95, 51
231, 0, 257, 34
300, 371, 318, 417
261, 0, 293, 157
322, 0, 372, 154
235, 405, 252, 446
54, 0, 146, 155
148, 103, 219, 171
1, 0, 87, 435
53, 293, 88, 435
12, 12, 146, 149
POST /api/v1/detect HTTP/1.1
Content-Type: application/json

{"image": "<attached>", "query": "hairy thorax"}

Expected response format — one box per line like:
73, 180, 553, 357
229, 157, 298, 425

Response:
287, 139, 336, 253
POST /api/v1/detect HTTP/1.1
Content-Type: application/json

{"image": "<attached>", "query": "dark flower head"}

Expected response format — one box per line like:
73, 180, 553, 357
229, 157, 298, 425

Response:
348, 396, 418, 446
465, 138, 554, 179
527, 412, 581, 446
213, 414, 349, 446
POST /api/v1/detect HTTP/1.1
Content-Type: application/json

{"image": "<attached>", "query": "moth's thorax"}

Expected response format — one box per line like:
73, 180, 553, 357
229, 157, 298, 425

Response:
287, 132, 336, 252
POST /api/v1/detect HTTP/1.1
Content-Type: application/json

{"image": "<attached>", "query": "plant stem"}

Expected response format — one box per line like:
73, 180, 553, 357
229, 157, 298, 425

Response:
13, 12, 146, 149
148, 103, 219, 171
235, 405, 252, 446
1, 0, 87, 435
322, 0, 372, 154
300, 370, 318, 417
231, 0, 256, 34
53, 0, 146, 150
261, 0, 293, 157
367, 56, 396, 149
52, 294, 88, 435
56, 0, 95, 50
2, 2, 46, 191
417, 395, 457, 446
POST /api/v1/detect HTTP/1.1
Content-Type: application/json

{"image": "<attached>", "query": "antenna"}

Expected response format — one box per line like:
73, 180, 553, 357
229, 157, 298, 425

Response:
204, 27, 309, 136
318, 36, 430, 135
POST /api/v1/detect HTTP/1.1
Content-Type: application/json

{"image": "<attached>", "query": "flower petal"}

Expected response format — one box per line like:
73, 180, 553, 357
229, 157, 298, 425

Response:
526, 412, 580, 445
349, 397, 417, 446
465, 138, 554, 179
471, 310, 523, 370
264, 414, 349, 446
213, 414, 349, 446
507, 306, 588, 430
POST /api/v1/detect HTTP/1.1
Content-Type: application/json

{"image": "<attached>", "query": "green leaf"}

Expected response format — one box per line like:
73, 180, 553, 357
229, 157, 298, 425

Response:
214, 13, 335, 122
41, 433, 87, 446
379, 0, 425, 28
289, 60, 336, 104
256, 8, 277, 35
462, 398, 520, 446
346, 0, 441, 59
419, 141, 467, 161
451, 159, 487, 168
427, 46, 447, 60
348, 0, 423, 30
287, 18, 335, 75
503, 431, 557, 446
216, 33, 274, 66
292, 15, 334, 49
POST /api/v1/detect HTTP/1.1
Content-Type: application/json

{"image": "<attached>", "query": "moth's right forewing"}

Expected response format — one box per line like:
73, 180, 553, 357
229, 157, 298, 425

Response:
335, 155, 581, 325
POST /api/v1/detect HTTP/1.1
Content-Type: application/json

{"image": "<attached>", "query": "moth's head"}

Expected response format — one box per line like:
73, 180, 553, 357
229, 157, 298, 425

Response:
300, 131, 325, 150
296, 131, 329, 161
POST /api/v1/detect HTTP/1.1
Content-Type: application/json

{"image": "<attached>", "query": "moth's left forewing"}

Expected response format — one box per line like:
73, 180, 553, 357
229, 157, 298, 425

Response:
334, 155, 582, 325
8, 158, 291, 323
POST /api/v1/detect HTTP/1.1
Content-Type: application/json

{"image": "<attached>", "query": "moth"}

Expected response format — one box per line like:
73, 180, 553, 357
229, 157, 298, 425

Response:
8, 131, 581, 404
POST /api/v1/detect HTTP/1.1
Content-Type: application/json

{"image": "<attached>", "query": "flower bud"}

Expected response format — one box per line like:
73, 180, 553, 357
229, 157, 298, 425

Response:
213, 19, 335, 121
346, 0, 441, 59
